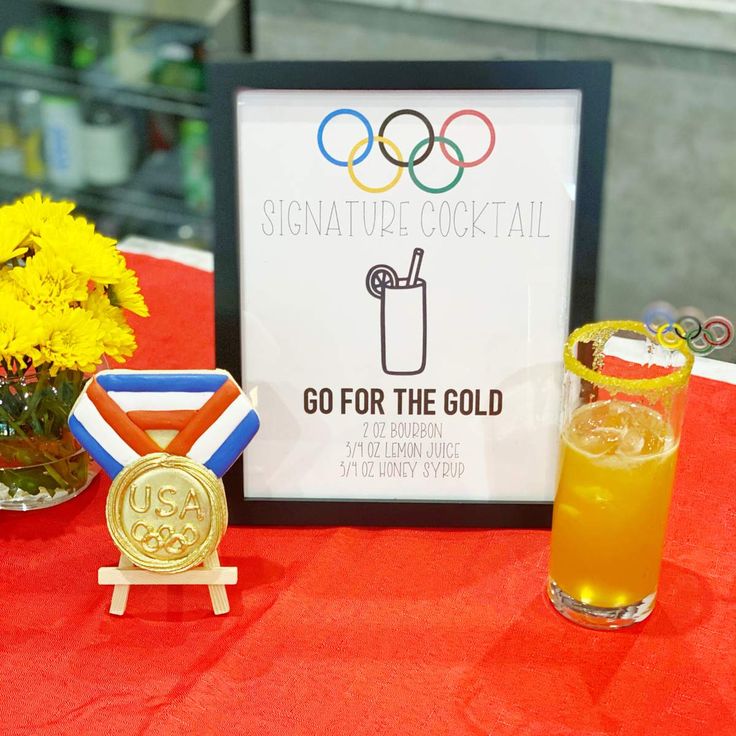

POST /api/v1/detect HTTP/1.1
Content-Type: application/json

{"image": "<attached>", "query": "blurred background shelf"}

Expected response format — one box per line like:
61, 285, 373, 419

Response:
38, 0, 242, 28
0, 0, 250, 249
0, 58, 209, 118
0, 167, 213, 248
0, 170, 211, 227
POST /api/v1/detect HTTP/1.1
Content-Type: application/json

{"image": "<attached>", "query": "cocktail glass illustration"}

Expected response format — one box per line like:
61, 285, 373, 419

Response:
366, 248, 427, 376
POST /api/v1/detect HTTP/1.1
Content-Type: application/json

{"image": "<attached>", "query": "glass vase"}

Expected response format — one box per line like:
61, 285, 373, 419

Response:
0, 368, 98, 511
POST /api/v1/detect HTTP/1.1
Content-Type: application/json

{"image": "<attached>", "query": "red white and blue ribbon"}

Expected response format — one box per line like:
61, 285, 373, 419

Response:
69, 370, 259, 479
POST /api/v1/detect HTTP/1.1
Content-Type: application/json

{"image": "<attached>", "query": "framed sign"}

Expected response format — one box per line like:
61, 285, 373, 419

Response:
210, 60, 610, 527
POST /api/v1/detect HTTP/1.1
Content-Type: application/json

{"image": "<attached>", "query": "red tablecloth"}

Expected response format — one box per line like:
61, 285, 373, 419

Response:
2, 251, 735, 736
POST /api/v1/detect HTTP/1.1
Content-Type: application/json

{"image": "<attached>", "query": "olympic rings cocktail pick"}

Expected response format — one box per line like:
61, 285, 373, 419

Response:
68, 369, 260, 615
643, 302, 734, 356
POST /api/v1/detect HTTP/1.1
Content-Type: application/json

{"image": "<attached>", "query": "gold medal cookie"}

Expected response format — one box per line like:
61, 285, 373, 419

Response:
69, 369, 260, 572
69, 369, 259, 615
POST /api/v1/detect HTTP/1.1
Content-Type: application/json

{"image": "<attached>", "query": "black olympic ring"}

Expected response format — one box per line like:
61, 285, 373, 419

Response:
377, 109, 435, 168
673, 315, 702, 340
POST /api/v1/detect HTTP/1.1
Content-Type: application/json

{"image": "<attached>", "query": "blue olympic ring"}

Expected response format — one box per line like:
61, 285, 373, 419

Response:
644, 306, 676, 336
317, 109, 374, 168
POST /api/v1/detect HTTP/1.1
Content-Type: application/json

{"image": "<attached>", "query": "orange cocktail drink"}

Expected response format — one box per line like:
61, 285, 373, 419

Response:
548, 321, 692, 629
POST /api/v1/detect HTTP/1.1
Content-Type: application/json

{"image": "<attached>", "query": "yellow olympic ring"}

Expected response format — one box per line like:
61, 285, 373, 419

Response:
347, 135, 403, 194
657, 323, 685, 349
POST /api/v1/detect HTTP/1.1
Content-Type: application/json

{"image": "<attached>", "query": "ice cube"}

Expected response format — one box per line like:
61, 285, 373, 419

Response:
618, 427, 645, 456
593, 426, 625, 454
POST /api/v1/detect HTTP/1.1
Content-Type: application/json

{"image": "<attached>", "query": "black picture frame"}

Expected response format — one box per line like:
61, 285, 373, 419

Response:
209, 60, 611, 527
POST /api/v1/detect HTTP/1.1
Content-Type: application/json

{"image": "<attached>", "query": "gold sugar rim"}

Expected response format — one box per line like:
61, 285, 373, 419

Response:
563, 320, 693, 394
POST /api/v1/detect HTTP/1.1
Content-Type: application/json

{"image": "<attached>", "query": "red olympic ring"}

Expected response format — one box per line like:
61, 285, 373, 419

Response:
439, 109, 495, 168
703, 317, 734, 347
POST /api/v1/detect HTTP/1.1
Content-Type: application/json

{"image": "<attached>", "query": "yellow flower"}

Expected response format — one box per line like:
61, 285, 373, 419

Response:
85, 288, 137, 363
0, 267, 21, 299
0, 208, 31, 263
108, 268, 149, 317
33, 216, 126, 286
36, 307, 103, 375
8, 248, 88, 309
0, 292, 43, 365
0, 194, 146, 372
4, 191, 75, 237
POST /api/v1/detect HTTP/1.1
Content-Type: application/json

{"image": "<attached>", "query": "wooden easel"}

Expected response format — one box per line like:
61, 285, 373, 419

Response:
98, 551, 237, 615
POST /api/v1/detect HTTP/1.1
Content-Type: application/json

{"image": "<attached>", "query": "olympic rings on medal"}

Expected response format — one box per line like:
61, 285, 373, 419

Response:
348, 135, 403, 194
643, 302, 733, 356
378, 109, 434, 168
408, 136, 464, 195
317, 108, 374, 167
129, 521, 200, 556
439, 109, 495, 168
317, 107, 495, 193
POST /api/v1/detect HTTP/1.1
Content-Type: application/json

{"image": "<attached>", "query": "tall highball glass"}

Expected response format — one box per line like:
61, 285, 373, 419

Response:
548, 320, 693, 629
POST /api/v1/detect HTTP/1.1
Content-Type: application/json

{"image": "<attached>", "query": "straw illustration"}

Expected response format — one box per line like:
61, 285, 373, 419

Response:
407, 247, 424, 285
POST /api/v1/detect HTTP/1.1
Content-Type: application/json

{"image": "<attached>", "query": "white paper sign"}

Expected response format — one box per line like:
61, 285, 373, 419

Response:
236, 89, 581, 501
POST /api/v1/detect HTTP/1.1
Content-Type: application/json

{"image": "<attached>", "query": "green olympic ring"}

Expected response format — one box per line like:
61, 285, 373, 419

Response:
686, 329, 716, 355
408, 136, 464, 194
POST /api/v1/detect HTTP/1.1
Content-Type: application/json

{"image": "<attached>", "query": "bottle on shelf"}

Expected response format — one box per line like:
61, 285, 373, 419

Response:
17, 89, 45, 181
41, 95, 86, 188
152, 42, 205, 92
1, 22, 58, 67
83, 104, 135, 187
110, 14, 157, 87
0, 90, 23, 176
180, 118, 212, 214
70, 15, 108, 71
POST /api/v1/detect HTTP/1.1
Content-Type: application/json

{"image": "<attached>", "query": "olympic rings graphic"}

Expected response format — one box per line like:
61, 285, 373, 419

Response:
317, 107, 495, 193
348, 135, 404, 194
643, 302, 733, 356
